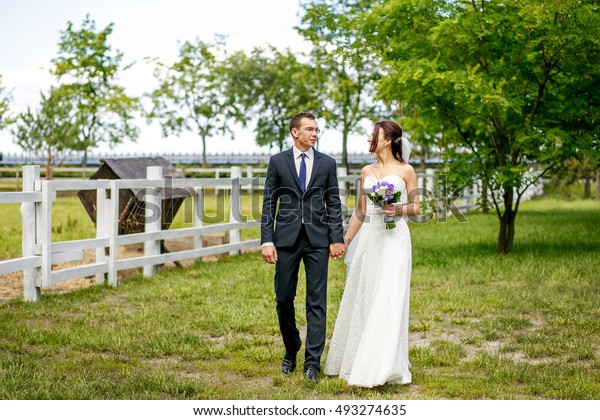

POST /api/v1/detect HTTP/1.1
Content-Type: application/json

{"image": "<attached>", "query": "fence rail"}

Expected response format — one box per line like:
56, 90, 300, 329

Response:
0, 165, 542, 302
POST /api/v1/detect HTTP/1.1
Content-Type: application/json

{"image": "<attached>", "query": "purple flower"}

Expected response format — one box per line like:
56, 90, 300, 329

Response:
388, 184, 394, 190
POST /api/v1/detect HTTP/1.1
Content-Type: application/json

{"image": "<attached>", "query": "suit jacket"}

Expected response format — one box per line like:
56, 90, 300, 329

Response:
261, 148, 344, 248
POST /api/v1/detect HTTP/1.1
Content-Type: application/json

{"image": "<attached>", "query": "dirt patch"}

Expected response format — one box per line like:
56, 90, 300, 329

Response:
144, 356, 183, 368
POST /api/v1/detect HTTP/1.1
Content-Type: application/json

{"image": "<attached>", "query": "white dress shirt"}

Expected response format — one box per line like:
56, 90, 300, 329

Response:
292, 145, 314, 184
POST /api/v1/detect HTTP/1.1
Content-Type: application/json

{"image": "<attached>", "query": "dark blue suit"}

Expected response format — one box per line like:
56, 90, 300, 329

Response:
261, 147, 344, 370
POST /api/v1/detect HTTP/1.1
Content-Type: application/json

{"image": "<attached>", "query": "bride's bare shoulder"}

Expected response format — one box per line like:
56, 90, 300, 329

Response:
390, 162, 415, 178
360, 164, 375, 177
399, 162, 416, 174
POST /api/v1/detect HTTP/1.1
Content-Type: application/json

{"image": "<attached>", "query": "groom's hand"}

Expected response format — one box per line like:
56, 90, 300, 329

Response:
262, 245, 278, 264
329, 242, 346, 259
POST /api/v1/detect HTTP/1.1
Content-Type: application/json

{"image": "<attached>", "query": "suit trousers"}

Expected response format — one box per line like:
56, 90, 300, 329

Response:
274, 225, 329, 371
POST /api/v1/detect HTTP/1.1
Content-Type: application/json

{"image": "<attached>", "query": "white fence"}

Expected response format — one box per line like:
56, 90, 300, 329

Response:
0, 165, 541, 302
0, 165, 268, 302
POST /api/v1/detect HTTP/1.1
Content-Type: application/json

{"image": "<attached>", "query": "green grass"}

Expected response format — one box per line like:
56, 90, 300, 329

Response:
0, 194, 599, 399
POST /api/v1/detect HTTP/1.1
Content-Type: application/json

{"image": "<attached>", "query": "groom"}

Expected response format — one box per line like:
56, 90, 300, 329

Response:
261, 112, 346, 382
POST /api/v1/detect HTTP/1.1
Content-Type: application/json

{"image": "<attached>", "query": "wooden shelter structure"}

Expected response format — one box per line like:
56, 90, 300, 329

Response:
78, 158, 191, 234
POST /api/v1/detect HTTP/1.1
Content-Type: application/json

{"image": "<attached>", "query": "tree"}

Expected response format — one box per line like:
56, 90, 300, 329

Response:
240, 46, 323, 152
299, 1, 385, 168
311, 48, 384, 168
551, 156, 599, 199
388, 102, 442, 170
12, 86, 79, 179
351, 0, 600, 253
148, 37, 247, 166
51, 15, 139, 167
0, 74, 12, 130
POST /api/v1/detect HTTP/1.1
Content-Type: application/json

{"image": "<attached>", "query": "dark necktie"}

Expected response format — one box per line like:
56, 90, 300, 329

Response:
299, 153, 307, 193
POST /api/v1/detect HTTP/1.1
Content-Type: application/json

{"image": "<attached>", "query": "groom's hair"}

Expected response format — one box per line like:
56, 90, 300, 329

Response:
289, 112, 317, 133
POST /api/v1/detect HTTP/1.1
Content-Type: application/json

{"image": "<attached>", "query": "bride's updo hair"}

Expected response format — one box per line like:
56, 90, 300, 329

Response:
368, 120, 404, 162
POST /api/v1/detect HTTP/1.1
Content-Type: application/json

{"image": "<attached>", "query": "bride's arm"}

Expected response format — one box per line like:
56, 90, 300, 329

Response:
344, 169, 367, 246
395, 165, 421, 217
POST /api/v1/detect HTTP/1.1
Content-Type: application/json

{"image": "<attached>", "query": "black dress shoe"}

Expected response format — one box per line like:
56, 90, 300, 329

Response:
281, 352, 297, 374
304, 366, 320, 383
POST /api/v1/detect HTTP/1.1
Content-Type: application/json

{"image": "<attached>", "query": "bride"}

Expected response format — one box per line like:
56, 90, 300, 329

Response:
324, 120, 420, 387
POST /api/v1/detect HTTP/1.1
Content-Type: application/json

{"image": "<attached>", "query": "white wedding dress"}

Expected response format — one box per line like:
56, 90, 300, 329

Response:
324, 174, 412, 387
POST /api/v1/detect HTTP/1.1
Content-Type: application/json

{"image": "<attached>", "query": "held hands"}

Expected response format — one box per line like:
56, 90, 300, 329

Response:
262, 243, 346, 262
261, 245, 278, 264
329, 242, 346, 259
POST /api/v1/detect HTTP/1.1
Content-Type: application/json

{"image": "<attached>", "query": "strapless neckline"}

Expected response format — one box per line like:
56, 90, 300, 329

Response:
365, 174, 403, 182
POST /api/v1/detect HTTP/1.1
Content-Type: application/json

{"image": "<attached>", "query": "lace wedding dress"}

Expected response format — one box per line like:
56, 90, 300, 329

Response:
324, 174, 412, 387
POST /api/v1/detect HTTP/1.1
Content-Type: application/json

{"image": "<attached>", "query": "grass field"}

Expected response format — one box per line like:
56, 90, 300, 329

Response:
0, 187, 599, 399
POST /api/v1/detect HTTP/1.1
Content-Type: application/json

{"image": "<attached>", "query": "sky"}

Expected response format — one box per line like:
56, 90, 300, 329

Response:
0, 0, 371, 158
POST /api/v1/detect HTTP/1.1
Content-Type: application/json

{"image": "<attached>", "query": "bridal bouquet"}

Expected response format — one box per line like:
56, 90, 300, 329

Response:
367, 180, 402, 229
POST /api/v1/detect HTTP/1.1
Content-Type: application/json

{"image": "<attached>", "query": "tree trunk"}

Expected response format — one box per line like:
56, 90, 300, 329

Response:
481, 178, 489, 214
496, 187, 516, 254
81, 149, 88, 177
342, 128, 349, 169
46, 147, 53, 180
201, 135, 207, 167
496, 207, 516, 254
596, 167, 600, 201
584, 172, 591, 199
419, 141, 427, 171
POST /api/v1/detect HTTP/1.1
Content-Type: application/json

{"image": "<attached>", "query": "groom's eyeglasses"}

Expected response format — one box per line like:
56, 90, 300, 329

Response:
303, 127, 321, 134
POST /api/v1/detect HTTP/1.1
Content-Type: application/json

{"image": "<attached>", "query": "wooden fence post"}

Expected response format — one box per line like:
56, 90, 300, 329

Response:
229, 166, 242, 256
21, 165, 41, 302
215, 168, 221, 195
39, 180, 52, 287
246, 166, 253, 194
96, 187, 110, 285
425, 168, 435, 194
193, 186, 204, 262
144, 166, 162, 277
422, 168, 436, 223
107, 180, 119, 287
